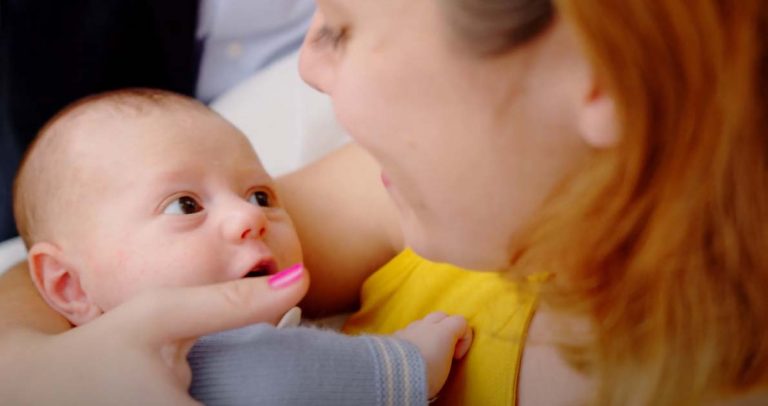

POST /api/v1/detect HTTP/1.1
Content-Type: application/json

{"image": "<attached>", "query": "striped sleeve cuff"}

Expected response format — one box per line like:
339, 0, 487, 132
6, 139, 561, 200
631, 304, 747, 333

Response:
364, 336, 428, 406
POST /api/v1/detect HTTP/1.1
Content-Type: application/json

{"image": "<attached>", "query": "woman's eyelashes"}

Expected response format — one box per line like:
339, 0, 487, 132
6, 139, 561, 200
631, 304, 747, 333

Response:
313, 25, 347, 49
163, 195, 204, 215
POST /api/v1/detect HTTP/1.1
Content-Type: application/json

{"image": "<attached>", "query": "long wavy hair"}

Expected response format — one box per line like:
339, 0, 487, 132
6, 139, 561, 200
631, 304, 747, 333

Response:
507, 0, 768, 404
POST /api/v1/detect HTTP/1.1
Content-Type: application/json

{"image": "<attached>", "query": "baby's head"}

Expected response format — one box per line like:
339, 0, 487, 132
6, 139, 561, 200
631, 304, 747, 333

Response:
14, 89, 303, 325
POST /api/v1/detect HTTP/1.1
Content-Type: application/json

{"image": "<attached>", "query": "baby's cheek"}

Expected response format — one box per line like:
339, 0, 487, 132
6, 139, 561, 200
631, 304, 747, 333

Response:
81, 273, 133, 313
95, 252, 159, 309
113, 248, 130, 271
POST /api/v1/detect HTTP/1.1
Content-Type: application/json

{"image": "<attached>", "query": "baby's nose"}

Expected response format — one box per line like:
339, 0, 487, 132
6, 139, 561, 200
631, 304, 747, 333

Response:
221, 202, 267, 242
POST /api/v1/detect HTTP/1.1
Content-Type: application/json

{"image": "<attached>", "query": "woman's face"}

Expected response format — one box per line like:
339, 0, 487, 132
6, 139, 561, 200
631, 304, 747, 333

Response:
300, 0, 594, 270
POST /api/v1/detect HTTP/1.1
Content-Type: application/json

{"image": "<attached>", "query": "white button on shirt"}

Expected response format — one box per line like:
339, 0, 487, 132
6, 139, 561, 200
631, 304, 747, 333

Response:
196, 0, 315, 102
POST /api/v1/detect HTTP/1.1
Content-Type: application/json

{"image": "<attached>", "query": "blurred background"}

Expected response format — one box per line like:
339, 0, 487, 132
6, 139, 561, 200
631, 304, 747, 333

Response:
0, 0, 322, 242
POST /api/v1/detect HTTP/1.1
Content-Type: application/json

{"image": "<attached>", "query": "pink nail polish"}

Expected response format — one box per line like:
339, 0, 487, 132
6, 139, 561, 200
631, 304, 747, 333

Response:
268, 263, 304, 289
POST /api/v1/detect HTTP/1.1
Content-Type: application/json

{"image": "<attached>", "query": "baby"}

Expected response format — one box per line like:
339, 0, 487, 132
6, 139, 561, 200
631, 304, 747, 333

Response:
13, 88, 472, 405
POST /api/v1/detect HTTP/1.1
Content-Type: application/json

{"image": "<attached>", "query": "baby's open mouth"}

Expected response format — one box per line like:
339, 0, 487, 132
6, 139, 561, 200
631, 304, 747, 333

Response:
243, 259, 278, 278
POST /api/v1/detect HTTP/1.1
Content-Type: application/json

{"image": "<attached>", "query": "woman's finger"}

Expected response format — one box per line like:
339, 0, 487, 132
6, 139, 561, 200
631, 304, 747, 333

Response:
108, 265, 309, 346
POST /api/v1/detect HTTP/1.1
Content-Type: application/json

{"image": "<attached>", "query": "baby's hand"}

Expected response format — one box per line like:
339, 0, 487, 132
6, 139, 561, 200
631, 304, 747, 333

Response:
394, 312, 473, 398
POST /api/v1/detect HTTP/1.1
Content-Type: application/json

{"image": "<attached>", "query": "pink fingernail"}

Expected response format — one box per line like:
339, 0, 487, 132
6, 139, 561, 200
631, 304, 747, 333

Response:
268, 263, 304, 289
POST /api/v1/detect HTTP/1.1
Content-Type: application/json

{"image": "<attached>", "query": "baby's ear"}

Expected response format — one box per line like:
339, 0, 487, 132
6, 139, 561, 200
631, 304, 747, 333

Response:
27, 242, 102, 326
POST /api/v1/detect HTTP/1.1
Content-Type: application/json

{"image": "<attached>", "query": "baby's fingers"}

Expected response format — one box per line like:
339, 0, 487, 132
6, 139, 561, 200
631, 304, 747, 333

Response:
454, 327, 473, 359
422, 311, 449, 323
432, 314, 472, 359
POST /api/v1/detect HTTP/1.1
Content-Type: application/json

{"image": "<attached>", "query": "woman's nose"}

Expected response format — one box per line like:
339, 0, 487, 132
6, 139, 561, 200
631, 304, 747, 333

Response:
299, 11, 335, 94
221, 201, 268, 243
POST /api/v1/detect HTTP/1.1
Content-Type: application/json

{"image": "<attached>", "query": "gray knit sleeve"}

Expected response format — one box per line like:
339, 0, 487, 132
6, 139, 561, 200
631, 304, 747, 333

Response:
188, 323, 427, 406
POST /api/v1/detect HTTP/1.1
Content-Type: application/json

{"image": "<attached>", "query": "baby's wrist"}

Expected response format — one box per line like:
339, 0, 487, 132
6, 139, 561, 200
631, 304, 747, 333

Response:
364, 336, 430, 404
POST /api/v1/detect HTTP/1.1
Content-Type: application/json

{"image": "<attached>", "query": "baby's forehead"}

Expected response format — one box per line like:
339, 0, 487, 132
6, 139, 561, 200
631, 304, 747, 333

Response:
49, 108, 150, 165
58, 97, 190, 134
43, 94, 265, 178
57, 101, 216, 154
61, 103, 264, 169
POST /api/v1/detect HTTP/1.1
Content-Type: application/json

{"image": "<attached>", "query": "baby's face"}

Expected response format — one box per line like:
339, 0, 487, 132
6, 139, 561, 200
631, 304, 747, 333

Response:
65, 108, 303, 311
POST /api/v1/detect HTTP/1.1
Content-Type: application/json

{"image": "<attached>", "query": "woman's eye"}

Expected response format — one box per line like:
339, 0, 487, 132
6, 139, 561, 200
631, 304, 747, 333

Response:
163, 196, 204, 215
313, 25, 347, 49
248, 191, 272, 207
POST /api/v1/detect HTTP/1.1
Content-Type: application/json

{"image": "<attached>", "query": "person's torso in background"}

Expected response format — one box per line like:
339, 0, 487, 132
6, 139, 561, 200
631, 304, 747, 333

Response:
195, 0, 314, 102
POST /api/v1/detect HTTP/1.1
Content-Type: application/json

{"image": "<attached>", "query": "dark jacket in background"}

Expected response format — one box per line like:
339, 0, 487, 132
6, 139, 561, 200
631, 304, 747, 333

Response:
0, 0, 202, 240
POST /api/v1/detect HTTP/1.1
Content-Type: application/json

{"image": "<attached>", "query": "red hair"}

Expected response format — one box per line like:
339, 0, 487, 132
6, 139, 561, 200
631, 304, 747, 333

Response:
512, 0, 768, 403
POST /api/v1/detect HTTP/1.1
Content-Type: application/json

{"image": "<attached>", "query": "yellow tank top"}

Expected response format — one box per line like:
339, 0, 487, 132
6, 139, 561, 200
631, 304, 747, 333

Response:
344, 248, 547, 405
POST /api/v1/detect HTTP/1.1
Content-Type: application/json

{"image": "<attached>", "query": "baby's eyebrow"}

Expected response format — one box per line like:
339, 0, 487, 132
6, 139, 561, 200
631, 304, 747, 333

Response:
240, 170, 275, 188
142, 168, 209, 198
235, 162, 273, 181
150, 165, 274, 191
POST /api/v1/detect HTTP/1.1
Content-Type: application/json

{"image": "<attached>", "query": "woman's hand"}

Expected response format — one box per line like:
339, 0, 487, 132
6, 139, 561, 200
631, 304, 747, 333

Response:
0, 266, 309, 405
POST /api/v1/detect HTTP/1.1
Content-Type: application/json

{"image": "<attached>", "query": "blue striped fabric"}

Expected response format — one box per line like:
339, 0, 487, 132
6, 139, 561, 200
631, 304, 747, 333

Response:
188, 323, 427, 405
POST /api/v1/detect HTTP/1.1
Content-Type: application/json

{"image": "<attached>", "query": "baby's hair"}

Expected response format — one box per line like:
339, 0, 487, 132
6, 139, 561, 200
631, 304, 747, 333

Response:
13, 88, 211, 249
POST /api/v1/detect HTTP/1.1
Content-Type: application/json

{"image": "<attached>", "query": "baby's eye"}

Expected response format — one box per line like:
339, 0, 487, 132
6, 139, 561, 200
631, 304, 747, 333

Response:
248, 191, 272, 207
163, 195, 204, 215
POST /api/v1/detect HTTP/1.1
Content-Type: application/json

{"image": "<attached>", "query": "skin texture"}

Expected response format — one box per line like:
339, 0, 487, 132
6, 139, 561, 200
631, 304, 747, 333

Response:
299, 0, 595, 271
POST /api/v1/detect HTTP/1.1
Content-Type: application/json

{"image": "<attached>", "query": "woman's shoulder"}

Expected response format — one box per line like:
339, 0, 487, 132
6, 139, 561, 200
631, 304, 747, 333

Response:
518, 310, 768, 405
518, 310, 593, 406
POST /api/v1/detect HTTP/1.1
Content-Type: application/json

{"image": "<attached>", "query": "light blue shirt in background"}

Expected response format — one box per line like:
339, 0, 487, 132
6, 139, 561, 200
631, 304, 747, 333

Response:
196, 0, 315, 102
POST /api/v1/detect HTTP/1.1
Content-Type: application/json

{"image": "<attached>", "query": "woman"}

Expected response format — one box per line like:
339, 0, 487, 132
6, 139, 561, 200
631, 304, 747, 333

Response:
1, 0, 766, 404
298, 0, 768, 403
